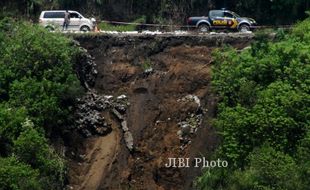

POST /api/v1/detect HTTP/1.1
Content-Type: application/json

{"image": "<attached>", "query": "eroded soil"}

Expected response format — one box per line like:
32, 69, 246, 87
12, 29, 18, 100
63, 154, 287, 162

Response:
98, 45, 216, 190
68, 34, 253, 190
67, 112, 121, 190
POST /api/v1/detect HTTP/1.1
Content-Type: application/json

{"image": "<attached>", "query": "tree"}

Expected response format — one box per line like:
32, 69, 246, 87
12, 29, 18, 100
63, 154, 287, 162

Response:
229, 145, 302, 190
198, 15, 310, 189
0, 104, 28, 156
0, 19, 83, 131
0, 156, 41, 190
0, 19, 79, 189
13, 119, 66, 190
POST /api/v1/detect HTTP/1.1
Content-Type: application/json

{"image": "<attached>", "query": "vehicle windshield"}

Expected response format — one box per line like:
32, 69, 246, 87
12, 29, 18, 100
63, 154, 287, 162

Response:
230, 11, 240, 18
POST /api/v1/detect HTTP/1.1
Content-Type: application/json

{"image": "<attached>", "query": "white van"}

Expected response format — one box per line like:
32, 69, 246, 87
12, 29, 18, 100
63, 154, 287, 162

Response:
39, 10, 96, 31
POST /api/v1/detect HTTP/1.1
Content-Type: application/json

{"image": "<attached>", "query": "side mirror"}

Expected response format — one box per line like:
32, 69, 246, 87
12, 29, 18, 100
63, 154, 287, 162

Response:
79, 16, 82, 19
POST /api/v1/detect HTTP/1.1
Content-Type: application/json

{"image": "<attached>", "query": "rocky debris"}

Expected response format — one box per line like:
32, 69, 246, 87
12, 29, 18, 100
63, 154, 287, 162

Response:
114, 94, 129, 114
111, 108, 135, 152
176, 94, 203, 148
124, 131, 134, 151
117, 94, 127, 99
143, 67, 154, 77
140, 67, 154, 78
177, 94, 201, 110
111, 108, 124, 121
177, 113, 203, 149
121, 121, 129, 132
144, 68, 153, 74
75, 91, 131, 138
75, 91, 112, 137
74, 43, 98, 89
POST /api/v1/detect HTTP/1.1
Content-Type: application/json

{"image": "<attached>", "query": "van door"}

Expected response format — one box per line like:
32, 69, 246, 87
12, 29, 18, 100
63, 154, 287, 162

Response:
43, 12, 64, 29
69, 12, 81, 30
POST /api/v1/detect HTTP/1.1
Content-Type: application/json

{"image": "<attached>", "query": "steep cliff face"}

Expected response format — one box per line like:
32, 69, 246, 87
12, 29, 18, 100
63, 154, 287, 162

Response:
68, 33, 254, 190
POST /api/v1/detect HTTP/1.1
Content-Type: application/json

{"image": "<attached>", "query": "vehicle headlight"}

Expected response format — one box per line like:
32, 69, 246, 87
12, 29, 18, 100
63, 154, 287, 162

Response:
250, 19, 256, 24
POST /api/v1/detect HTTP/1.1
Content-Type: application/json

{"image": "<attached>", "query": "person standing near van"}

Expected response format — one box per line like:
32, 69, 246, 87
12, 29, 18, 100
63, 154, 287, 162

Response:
63, 10, 70, 30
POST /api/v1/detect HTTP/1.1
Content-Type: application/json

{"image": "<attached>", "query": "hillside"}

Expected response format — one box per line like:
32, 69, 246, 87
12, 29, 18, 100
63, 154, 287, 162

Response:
0, 3, 310, 190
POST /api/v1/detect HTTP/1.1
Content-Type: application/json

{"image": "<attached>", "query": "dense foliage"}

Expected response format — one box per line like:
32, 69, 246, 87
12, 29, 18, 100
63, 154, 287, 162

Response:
197, 17, 310, 190
1, 0, 309, 25
0, 18, 82, 189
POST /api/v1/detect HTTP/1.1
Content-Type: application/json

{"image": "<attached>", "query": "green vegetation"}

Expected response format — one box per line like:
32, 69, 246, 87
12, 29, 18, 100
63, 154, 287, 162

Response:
0, 156, 41, 190
197, 16, 310, 190
0, 18, 82, 189
141, 59, 152, 71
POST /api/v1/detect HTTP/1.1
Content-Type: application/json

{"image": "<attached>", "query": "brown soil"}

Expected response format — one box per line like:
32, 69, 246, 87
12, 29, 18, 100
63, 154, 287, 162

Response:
96, 45, 217, 190
68, 34, 253, 190
67, 113, 121, 190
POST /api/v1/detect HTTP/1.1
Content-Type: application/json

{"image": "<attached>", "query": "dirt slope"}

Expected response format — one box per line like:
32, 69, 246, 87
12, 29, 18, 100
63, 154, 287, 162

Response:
93, 45, 218, 190
67, 113, 121, 190
69, 34, 253, 190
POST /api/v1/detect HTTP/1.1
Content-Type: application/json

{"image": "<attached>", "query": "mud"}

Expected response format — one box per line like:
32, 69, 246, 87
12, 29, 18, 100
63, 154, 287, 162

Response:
69, 33, 254, 190
67, 112, 121, 190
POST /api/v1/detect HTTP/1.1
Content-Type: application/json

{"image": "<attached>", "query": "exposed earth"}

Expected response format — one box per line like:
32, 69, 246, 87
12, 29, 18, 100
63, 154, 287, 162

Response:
66, 33, 254, 190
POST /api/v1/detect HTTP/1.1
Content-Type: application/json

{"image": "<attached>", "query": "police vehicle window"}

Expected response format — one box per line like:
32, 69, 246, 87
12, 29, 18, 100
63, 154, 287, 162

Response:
224, 12, 234, 18
210, 11, 224, 18
231, 12, 240, 18
70, 13, 80, 18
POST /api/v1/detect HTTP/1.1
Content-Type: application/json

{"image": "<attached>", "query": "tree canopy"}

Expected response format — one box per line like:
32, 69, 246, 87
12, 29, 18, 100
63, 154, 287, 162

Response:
197, 16, 310, 190
0, 18, 82, 189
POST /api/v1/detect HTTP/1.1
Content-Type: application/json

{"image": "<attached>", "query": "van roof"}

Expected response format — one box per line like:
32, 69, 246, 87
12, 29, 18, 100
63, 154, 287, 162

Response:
41, 10, 75, 12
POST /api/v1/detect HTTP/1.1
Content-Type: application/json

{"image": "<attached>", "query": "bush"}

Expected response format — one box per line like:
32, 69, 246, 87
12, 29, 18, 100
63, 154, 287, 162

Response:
0, 18, 82, 189
0, 104, 28, 156
292, 17, 310, 41
0, 18, 83, 129
198, 146, 302, 190
198, 16, 310, 189
13, 119, 65, 190
0, 156, 41, 190
229, 146, 301, 190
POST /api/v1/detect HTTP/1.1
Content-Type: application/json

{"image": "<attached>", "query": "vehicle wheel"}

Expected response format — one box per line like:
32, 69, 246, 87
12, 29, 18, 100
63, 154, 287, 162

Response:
45, 26, 54, 32
80, 26, 90, 32
238, 24, 250, 32
198, 24, 210, 33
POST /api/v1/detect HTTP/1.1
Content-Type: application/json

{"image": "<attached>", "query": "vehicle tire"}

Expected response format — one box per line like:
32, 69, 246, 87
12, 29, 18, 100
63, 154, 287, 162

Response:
238, 24, 250, 32
45, 26, 54, 31
198, 24, 210, 33
80, 26, 90, 32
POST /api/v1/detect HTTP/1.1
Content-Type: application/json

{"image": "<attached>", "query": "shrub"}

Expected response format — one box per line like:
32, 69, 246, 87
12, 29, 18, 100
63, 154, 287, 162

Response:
198, 16, 310, 189
0, 156, 41, 190
0, 18, 83, 129
13, 119, 65, 190
229, 145, 301, 190
0, 18, 81, 189
0, 104, 28, 156
198, 146, 302, 190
